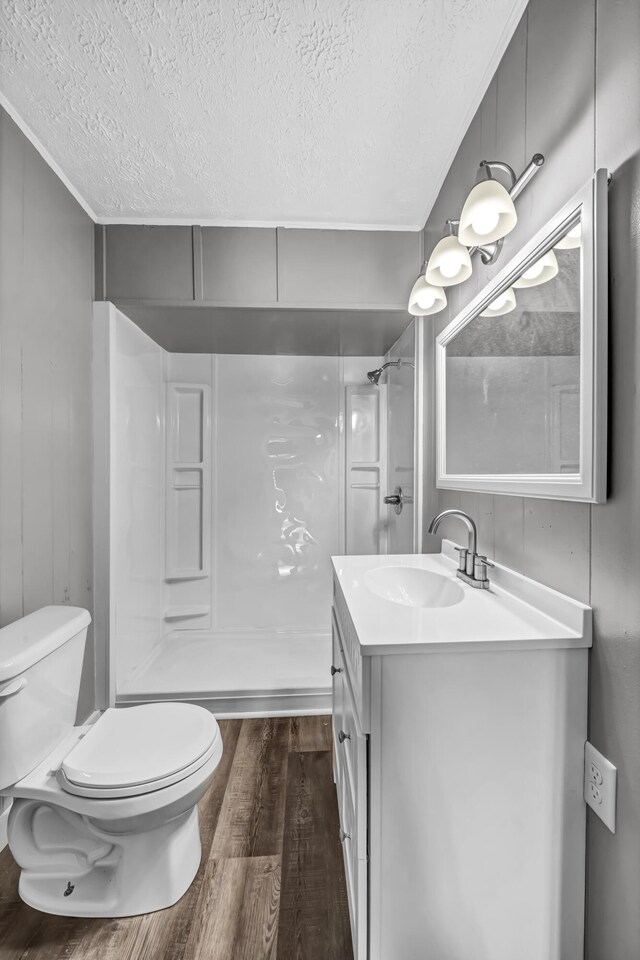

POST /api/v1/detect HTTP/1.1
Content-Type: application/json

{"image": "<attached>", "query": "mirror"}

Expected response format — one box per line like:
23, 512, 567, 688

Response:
436, 170, 608, 502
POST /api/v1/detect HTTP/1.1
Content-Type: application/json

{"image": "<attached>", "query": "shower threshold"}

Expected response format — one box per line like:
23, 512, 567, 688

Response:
116, 630, 331, 718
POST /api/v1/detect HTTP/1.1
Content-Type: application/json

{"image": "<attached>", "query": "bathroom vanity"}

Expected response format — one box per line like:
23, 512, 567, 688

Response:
331, 542, 591, 960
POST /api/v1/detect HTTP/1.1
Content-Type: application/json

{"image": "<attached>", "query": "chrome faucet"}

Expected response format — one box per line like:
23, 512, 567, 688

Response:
427, 509, 493, 589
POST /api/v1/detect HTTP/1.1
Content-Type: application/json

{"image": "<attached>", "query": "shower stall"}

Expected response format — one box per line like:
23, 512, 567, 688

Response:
93, 302, 420, 715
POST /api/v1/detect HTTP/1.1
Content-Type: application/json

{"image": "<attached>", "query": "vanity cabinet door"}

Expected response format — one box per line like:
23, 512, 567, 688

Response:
332, 606, 369, 960
339, 769, 368, 960
339, 668, 368, 860
333, 585, 371, 732
332, 611, 346, 788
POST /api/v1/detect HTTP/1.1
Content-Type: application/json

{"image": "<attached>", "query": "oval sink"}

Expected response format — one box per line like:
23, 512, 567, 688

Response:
363, 566, 464, 608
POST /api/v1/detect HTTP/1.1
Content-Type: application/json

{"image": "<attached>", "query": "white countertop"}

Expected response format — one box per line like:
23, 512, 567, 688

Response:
331, 541, 592, 655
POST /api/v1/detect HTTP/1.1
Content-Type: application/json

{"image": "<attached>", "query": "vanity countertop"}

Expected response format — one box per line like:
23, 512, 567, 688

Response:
331, 540, 591, 656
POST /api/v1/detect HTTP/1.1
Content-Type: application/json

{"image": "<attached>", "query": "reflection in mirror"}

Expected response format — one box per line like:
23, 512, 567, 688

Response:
445, 217, 581, 475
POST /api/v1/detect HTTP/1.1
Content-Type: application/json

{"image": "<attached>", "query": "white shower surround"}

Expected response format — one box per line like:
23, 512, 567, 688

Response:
95, 303, 388, 714
1, 0, 528, 227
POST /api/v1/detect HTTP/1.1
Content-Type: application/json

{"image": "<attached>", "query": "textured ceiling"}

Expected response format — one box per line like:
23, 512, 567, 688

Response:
0, 0, 527, 228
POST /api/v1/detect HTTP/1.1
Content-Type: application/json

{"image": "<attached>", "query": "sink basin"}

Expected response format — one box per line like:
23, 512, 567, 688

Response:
363, 566, 465, 608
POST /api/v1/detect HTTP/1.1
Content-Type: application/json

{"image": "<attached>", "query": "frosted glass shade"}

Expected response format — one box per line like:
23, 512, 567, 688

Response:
513, 250, 559, 289
425, 236, 473, 287
458, 179, 518, 245
480, 287, 516, 317
555, 221, 581, 249
408, 275, 447, 316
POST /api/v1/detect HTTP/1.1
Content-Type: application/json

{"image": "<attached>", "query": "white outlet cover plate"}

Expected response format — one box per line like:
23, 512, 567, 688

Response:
584, 741, 617, 833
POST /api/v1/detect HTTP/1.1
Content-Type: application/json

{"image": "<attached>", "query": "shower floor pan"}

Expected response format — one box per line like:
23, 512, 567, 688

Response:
116, 631, 332, 717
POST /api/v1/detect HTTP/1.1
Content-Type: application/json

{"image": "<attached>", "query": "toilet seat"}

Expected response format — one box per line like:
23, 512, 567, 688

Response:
58, 703, 220, 800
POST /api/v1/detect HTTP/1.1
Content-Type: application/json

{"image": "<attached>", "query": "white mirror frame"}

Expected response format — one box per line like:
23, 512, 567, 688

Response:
436, 168, 608, 503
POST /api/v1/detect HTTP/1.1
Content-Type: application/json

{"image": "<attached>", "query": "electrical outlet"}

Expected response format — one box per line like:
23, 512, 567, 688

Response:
584, 741, 617, 833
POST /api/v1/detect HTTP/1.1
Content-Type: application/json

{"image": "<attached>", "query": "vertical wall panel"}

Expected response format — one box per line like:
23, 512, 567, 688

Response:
201, 227, 277, 301
588, 2, 640, 955
0, 108, 94, 718
523, 0, 596, 235
277, 229, 421, 305
521, 498, 591, 604
105, 225, 194, 301
0, 109, 25, 625
495, 14, 527, 177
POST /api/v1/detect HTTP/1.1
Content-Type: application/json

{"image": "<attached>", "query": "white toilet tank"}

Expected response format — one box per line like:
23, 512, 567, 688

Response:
0, 606, 91, 790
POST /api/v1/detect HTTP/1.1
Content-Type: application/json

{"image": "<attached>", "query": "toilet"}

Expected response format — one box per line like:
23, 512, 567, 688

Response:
0, 606, 222, 918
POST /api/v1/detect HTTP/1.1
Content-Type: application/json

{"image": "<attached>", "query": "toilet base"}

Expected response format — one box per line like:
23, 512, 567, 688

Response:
9, 799, 202, 917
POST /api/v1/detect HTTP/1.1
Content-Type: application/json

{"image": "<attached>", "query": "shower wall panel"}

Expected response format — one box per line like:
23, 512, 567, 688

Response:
110, 308, 165, 689
213, 355, 340, 636
386, 321, 416, 553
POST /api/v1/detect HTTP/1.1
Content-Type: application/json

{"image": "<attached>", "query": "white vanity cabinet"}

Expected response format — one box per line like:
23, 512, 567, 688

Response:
331, 548, 591, 960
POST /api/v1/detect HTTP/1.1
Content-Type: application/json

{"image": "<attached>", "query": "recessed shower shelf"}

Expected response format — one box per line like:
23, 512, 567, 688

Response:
164, 573, 209, 583
163, 606, 210, 621
165, 381, 210, 582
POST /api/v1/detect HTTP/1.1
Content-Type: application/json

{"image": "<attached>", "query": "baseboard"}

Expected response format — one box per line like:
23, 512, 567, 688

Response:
116, 688, 332, 718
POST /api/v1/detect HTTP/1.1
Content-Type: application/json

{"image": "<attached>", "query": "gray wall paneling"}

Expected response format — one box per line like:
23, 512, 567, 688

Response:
101, 222, 422, 310
201, 226, 277, 302
275, 228, 422, 306
422, 1, 640, 955
0, 108, 95, 720
101, 223, 421, 356
104, 225, 195, 301
588, 1, 640, 955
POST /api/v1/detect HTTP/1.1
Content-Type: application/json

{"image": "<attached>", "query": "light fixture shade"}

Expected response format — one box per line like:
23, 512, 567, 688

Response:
480, 287, 516, 317
513, 249, 559, 289
555, 221, 581, 249
458, 179, 518, 246
425, 235, 473, 287
408, 275, 447, 316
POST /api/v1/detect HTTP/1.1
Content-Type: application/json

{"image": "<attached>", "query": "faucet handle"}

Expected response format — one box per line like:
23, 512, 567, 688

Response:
473, 554, 494, 582
453, 545, 468, 572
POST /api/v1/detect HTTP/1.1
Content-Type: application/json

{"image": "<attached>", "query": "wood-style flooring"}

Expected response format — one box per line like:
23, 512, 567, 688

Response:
0, 715, 353, 960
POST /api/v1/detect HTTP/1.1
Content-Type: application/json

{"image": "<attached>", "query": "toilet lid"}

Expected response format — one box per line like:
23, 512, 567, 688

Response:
60, 702, 219, 792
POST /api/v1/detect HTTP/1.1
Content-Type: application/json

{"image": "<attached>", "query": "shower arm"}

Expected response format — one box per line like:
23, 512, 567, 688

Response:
367, 358, 415, 385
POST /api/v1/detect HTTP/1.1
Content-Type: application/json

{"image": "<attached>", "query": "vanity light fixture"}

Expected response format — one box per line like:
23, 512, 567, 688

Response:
407, 154, 544, 314
458, 154, 545, 248
425, 221, 473, 287
513, 249, 559, 288
479, 287, 516, 317
555, 221, 581, 249
408, 263, 447, 316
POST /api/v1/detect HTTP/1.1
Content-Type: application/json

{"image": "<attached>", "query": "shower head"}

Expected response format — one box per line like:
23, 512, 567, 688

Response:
366, 359, 415, 386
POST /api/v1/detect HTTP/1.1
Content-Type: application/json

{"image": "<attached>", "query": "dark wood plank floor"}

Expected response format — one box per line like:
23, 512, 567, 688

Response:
0, 716, 353, 960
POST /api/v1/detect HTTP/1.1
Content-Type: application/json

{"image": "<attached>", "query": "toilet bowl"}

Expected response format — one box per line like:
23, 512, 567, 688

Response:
0, 606, 223, 918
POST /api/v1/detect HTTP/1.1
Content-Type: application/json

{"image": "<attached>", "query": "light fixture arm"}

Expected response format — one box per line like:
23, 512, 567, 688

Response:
475, 238, 504, 265
479, 154, 544, 198
508, 153, 545, 200
479, 160, 517, 189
